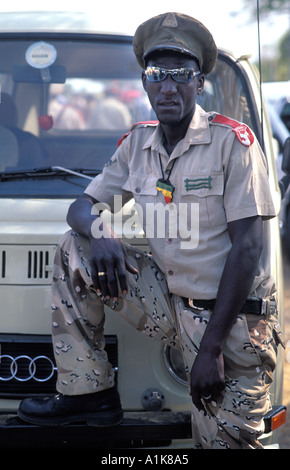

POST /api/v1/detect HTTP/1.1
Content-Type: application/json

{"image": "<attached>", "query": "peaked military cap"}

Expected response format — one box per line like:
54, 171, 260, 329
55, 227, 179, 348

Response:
133, 12, 217, 74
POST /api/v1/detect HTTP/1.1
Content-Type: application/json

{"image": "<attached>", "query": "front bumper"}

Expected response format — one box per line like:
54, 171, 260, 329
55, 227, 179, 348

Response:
0, 407, 285, 449
0, 410, 192, 448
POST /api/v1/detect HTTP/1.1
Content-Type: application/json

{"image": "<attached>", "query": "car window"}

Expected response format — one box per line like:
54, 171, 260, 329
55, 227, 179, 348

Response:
0, 35, 255, 197
198, 57, 254, 129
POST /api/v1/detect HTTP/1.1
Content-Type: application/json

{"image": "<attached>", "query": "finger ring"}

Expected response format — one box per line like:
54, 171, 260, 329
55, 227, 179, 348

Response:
98, 272, 106, 276
201, 394, 212, 400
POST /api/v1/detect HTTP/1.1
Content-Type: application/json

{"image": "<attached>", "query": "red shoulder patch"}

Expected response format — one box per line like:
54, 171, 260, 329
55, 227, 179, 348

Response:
117, 120, 159, 147
212, 114, 254, 147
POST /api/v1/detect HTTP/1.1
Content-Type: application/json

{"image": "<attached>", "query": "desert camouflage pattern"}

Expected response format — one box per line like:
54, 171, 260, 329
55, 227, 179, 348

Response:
51, 230, 281, 449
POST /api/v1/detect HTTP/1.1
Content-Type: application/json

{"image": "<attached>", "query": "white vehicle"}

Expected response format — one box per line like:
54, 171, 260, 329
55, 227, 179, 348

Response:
0, 13, 288, 448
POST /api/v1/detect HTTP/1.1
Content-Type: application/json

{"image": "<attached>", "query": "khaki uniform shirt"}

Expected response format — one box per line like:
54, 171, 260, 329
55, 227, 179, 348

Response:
85, 105, 277, 300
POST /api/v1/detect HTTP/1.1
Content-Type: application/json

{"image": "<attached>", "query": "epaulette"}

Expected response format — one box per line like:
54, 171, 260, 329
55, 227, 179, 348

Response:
117, 120, 159, 147
210, 113, 254, 147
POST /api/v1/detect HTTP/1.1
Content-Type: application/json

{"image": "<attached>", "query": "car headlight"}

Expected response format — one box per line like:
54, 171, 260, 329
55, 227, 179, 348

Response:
163, 345, 188, 386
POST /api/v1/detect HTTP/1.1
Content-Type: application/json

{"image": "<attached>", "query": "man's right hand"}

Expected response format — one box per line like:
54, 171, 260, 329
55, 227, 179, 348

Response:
89, 222, 138, 300
66, 193, 138, 301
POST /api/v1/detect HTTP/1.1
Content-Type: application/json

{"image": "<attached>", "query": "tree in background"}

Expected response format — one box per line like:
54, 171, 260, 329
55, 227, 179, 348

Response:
243, 0, 290, 81
277, 30, 290, 80
244, 0, 289, 16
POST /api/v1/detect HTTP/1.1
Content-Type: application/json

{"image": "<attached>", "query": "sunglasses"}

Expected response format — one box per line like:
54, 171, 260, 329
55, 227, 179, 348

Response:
145, 66, 200, 84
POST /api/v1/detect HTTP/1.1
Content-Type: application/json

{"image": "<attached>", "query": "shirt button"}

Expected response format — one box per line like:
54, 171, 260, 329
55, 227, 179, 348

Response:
168, 270, 174, 275
135, 187, 141, 193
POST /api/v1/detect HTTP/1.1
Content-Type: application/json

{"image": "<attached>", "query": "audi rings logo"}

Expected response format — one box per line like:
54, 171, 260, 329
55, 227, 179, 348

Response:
0, 355, 57, 382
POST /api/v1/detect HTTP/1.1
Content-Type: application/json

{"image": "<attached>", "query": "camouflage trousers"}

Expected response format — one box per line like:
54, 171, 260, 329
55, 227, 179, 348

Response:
51, 230, 280, 449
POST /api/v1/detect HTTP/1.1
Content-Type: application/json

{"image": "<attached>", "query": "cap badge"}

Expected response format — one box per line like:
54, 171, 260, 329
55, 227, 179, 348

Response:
162, 13, 178, 28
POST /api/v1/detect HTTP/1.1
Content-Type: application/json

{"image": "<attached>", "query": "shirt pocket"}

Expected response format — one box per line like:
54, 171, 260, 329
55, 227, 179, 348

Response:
181, 172, 226, 227
122, 173, 158, 199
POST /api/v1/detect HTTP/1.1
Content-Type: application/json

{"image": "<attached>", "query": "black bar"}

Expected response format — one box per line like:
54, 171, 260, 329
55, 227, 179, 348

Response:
0, 411, 192, 448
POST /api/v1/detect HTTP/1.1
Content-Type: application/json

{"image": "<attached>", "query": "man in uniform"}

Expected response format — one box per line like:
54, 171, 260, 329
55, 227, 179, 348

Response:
18, 12, 282, 449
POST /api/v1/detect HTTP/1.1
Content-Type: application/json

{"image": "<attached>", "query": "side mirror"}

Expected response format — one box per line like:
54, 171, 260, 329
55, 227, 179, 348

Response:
279, 137, 290, 198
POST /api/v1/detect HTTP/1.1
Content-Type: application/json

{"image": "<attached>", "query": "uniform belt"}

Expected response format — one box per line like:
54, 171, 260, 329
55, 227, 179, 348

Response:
183, 296, 276, 316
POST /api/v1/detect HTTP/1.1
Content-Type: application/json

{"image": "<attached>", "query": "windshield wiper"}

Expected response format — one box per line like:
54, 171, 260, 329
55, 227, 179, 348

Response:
51, 166, 94, 180
0, 166, 100, 181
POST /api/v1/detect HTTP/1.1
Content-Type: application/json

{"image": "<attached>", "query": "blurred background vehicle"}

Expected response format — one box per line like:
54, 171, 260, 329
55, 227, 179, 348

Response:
263, 81, 290, 132
263, 82, 290, 259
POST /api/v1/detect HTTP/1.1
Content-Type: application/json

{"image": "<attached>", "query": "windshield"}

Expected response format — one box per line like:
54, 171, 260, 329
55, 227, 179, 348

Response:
0, 34, 255, 197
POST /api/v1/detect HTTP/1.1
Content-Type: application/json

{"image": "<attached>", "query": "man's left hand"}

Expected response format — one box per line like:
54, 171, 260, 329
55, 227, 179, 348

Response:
190, 348, 225, 411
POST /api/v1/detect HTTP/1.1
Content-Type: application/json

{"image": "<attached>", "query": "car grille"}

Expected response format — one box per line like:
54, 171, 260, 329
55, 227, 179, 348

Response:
0, 245, 56, 285
0, 334, 118, 398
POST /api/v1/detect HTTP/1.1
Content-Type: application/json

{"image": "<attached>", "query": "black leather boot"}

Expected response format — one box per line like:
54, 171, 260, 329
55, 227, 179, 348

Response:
17, 386, 123, 426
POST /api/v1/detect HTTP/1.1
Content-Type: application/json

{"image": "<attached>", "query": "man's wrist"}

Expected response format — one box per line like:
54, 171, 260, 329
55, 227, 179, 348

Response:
198, 330, 224, 357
